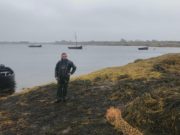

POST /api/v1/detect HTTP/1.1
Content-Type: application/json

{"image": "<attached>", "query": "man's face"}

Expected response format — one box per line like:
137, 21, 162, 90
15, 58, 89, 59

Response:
61, 53, 67, 60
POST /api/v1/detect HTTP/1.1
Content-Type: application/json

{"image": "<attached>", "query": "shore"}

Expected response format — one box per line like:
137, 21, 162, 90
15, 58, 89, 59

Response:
0, 53, 179, 135
1, 40, 180, 47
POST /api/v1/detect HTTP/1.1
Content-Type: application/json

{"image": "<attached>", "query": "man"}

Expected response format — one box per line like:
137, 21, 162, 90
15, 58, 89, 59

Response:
55, 52, 76, 103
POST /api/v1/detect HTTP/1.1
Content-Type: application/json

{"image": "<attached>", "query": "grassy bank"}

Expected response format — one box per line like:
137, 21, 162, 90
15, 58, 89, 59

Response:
0, 53, 179, 135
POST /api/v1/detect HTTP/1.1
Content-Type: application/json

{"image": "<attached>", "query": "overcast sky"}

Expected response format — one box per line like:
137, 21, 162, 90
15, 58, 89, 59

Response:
0, 0, 180, 41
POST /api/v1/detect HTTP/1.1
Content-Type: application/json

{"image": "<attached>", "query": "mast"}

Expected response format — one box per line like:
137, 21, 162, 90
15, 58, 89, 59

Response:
75, 32, 77, 47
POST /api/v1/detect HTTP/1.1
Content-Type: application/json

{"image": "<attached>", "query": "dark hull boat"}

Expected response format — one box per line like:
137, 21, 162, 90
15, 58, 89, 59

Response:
68, 46, 83, 49
0, 66, 16, 96
138, 47, 149, 50
68, 33, 83, 50
28, 45, 42, 48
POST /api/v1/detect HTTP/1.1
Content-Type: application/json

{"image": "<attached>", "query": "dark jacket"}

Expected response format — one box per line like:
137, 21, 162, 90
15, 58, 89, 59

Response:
55, 59, 76, 78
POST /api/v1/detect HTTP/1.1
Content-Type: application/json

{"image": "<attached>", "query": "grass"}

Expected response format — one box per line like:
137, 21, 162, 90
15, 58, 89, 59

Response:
0, 53, 180, 135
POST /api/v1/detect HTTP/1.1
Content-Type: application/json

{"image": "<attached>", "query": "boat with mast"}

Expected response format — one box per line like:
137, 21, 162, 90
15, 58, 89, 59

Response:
68, 33, 83, 49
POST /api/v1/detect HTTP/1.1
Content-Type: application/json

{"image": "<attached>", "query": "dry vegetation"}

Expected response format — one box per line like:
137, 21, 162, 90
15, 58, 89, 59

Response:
0, 53, 179, 135
106, 107, 142, 135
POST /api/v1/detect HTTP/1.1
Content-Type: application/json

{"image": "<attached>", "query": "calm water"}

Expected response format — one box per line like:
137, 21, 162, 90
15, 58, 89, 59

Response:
0, 44, 180, 91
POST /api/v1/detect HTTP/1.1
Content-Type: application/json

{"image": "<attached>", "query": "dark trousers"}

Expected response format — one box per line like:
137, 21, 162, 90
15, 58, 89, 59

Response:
57, 77, 69, 100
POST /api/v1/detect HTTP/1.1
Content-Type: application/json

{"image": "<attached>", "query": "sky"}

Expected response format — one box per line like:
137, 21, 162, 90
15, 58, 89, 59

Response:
0, 0, 180, 41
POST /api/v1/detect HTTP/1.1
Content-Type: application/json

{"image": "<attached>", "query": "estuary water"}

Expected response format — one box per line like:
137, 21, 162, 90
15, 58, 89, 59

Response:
0, 44, 180, 91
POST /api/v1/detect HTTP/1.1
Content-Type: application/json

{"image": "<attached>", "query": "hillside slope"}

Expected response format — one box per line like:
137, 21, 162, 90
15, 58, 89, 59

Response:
0, 53, 179, 135
0, 83, 120, 135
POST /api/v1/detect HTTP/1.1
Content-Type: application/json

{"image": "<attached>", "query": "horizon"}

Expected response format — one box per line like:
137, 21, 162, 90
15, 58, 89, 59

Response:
0, 39, 180, 43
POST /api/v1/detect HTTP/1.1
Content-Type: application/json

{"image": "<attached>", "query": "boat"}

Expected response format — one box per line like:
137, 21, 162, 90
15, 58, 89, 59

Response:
0, 65, 16, 96
68, 46, 82, 49
68, 33, 83, 49
28, 44, 42, 48
138, 46, 149, 50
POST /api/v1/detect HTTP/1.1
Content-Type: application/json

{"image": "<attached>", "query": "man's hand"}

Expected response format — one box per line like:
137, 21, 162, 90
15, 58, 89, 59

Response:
55, 77, 58, 81
68, 73, 71, 76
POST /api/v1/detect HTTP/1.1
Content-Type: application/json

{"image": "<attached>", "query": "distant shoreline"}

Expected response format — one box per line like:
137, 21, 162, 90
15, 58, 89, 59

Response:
0, 40, 180, 47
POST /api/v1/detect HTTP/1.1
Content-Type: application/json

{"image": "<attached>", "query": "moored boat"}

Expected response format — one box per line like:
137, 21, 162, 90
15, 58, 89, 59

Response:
68, 33, 83, 50
0, 64, 16, 96
138, 46, 149, 50
68, 46, 82, 49
28, 44, 42, 48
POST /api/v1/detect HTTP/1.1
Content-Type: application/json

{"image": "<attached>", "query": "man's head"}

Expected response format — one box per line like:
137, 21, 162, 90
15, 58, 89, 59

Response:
61, 52, 68, 60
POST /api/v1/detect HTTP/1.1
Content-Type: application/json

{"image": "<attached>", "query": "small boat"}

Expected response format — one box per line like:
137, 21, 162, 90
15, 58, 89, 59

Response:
0, 65, 16, 96
28, 44, 42, 48
68, 33, 83, 50
68, 46, 82, 49
138, 47, 149, 50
